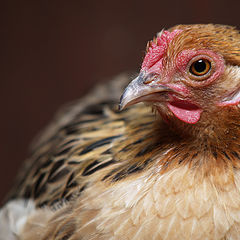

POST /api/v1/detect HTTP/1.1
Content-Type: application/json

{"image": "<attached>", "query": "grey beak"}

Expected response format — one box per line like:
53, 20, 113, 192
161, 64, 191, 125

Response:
119, 72, 171, 110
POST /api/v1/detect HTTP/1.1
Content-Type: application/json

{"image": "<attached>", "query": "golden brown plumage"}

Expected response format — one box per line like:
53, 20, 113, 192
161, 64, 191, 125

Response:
1, 24, 240, 240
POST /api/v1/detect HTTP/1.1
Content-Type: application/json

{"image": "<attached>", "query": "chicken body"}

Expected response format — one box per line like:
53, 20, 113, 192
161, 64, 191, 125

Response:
1, 24, 240, 240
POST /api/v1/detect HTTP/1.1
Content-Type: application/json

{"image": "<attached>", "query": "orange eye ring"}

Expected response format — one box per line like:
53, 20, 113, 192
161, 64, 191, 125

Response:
190, 59, 211, 77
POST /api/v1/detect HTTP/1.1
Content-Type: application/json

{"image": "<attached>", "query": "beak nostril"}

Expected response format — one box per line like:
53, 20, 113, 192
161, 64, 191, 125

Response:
142, 73, 158, 84
143, 78, 153, 84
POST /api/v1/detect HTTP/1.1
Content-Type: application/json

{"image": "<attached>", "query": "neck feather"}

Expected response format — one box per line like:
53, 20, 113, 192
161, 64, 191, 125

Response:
155, 105, 240, 174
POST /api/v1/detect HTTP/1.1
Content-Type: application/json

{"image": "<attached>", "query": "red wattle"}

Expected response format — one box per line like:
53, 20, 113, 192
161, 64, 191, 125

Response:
167, 101, 202, 124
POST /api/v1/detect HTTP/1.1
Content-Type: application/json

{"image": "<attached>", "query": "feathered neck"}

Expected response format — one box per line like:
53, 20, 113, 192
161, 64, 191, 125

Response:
153, 105, 240, 174
164, 105, 240, 145
102, 104, 240, 183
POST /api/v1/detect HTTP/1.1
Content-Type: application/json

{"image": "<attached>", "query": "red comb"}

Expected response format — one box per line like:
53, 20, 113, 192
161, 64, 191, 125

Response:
141, 30, 181, 71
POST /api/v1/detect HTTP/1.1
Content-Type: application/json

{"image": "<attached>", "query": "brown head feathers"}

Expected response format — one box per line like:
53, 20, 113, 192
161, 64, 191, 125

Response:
168, 24, 240, 65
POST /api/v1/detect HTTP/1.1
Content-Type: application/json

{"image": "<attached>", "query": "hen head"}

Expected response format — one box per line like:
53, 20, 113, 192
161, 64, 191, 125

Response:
120, 24, 240, 127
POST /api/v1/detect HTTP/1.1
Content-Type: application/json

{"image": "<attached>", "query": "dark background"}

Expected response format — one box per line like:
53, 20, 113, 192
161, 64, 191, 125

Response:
0, 0, 239, 202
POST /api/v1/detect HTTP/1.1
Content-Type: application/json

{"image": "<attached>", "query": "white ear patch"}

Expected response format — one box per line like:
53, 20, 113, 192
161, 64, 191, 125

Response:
218, 66, 240, 107
219, 88, 240, 106
0, 199, 35, 240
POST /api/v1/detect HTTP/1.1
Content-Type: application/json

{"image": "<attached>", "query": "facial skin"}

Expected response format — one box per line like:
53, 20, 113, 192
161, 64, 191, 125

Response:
120, 28, 240, 125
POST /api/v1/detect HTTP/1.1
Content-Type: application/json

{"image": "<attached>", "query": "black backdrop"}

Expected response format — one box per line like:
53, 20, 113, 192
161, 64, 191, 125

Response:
0, 0, 239, 202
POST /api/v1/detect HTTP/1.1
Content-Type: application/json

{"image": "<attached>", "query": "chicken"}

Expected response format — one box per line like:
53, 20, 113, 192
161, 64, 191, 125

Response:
1, 24, 240, 240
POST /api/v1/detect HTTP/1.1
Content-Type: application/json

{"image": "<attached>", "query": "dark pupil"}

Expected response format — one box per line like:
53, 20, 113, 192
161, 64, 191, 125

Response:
194, 59, 206, 73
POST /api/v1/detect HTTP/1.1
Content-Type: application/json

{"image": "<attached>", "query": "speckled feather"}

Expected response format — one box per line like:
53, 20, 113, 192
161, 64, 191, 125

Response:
3, 24, 240, 240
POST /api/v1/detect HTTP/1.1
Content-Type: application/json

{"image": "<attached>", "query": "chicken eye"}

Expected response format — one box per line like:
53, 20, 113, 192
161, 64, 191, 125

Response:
190, 59, 211, 76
